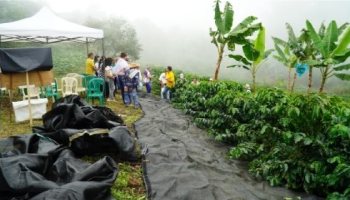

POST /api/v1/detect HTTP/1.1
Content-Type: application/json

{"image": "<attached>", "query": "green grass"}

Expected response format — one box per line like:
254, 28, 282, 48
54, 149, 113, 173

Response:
0, 92, 146, 200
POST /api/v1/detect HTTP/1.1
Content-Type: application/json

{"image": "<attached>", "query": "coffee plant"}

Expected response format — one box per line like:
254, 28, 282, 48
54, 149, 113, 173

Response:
172, 77, 350, 199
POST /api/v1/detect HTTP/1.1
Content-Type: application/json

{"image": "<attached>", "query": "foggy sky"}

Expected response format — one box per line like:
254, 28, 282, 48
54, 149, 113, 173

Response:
48, 0, 350, 89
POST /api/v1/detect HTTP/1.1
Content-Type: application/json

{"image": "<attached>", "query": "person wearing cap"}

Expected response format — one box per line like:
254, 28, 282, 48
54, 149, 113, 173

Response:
123, 63, 140, 108
114, 52, 129, 103
162, 66, 175, 100
245, 83, 252, 93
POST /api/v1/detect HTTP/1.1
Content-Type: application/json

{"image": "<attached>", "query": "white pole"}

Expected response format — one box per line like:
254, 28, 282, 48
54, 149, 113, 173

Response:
26, 72, 33, 126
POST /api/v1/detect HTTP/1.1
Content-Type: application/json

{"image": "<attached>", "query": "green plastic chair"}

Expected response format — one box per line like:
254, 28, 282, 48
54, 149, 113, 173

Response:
83, 75, 97, 88
45, 85, 60, 101
86, 78, 105, 105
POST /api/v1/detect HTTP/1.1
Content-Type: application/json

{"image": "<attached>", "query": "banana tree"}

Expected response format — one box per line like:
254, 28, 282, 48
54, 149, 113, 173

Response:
227, 27, 273, 91
272, 37, 297, 91
306, 20, 350, 93
210, 0, 261, 80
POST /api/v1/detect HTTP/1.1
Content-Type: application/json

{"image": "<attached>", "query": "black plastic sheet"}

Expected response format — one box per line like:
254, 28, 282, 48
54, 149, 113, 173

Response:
135, 97, 324, 200
0, 47, 53, 73
0, 134, 117, 200
0, 95, 138, 199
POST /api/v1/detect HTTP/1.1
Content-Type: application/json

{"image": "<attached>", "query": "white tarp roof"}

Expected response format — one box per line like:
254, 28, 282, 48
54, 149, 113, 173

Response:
0, 6, 103, 43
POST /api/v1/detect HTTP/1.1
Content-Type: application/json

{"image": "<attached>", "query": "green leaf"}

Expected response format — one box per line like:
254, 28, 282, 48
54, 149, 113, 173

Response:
303, 138, 312, 145
228, 54, 251, 65
273, 55, 287, 65
286, 23, 298, 48
229, 23, 262, 37
303, 59, 322, 66
294, 134, 303, 143
334, 64, 350, 71
323, 20, 338, 57
214, 0, 223, 33
221, 1, 234, 34
331, 26, 350, 57
306, 20, 326, 57
253, 26, 266, 66
263, 49, 274, 59
334, 73, 350, 81
318, 22, 326, 39
334, 48, 350, 63
272, 37, 288, 47
243, 43, 260, 62
227, 65, 250, 70
305, 173, 311, 183
232, 16, 258, 32
338, 22, 350, 35
274, 42, 287, 61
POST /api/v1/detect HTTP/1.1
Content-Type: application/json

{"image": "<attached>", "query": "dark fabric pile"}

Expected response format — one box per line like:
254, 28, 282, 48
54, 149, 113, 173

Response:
135, 97, 324, 200
0, 95, 138, 200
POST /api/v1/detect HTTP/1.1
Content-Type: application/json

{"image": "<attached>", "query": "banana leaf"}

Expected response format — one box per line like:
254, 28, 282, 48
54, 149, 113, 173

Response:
214, 1, 233, 35
334, 64, 350, 71
253, 27, 266, 66
243, 43, 260, 62
232, 16, 257, 32
323, 20, 338, 57
306, 20, 326, 58
228, 54, 251, 65
227, 65, 250, 70
338, 22, 350, 35
331, 27, 350, 57
334, 73, 350, 81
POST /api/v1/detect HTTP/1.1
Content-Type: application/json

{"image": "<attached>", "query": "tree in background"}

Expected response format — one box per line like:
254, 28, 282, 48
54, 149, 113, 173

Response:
272, 37, 297, 91
306, 20, 350, 93
228, 27, 273, 91
85, 17, 142, 60
210, 0, 261, 81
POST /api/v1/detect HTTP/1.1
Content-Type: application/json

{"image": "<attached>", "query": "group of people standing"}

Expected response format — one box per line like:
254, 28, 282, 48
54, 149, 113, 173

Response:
85, 52, 175, 108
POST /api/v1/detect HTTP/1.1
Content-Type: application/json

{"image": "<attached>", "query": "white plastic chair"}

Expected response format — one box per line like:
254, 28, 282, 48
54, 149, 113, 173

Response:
72, 74, 86, 94
66, 73, 79, 77
18, 85, 40, 100
61, 77, 78, 97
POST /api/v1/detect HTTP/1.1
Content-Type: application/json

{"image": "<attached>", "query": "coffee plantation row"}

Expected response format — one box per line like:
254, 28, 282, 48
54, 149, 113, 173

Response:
149, 72, 350, 199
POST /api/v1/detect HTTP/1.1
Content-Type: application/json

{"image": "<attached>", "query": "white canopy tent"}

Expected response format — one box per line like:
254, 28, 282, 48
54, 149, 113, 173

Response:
0, 6, 104, 54
0, 6, 105, 126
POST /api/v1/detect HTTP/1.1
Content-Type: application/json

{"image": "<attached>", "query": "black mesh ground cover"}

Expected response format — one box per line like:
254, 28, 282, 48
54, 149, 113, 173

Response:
135, 97, 324, 200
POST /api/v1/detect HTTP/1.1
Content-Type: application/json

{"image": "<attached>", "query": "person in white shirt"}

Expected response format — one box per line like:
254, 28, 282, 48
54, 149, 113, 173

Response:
158, 69, 169, 99
104, 57, 115, 101
113, 53, 129, 103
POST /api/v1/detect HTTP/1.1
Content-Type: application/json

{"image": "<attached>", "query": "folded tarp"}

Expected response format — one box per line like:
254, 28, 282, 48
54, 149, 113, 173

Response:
32, 95, 137, 161
0, 134, 117, 200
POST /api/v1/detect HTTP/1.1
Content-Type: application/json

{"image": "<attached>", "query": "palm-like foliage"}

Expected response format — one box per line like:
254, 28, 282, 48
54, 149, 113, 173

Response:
210, 0, 261, 80
227, 27, 273, 91
272, 36, 297, 91
306, 20, 350, 93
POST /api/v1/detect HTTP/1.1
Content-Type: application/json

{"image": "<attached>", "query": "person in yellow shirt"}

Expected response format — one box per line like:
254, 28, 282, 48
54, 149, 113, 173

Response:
85, 53, 95, 75
162, 66, 175, 99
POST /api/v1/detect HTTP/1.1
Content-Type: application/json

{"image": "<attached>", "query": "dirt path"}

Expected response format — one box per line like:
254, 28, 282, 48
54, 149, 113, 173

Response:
135, 97, 323, 200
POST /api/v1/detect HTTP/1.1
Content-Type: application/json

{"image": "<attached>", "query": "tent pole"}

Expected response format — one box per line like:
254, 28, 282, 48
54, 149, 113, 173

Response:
26, 72, 33, 126
86, 38, 89, 55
